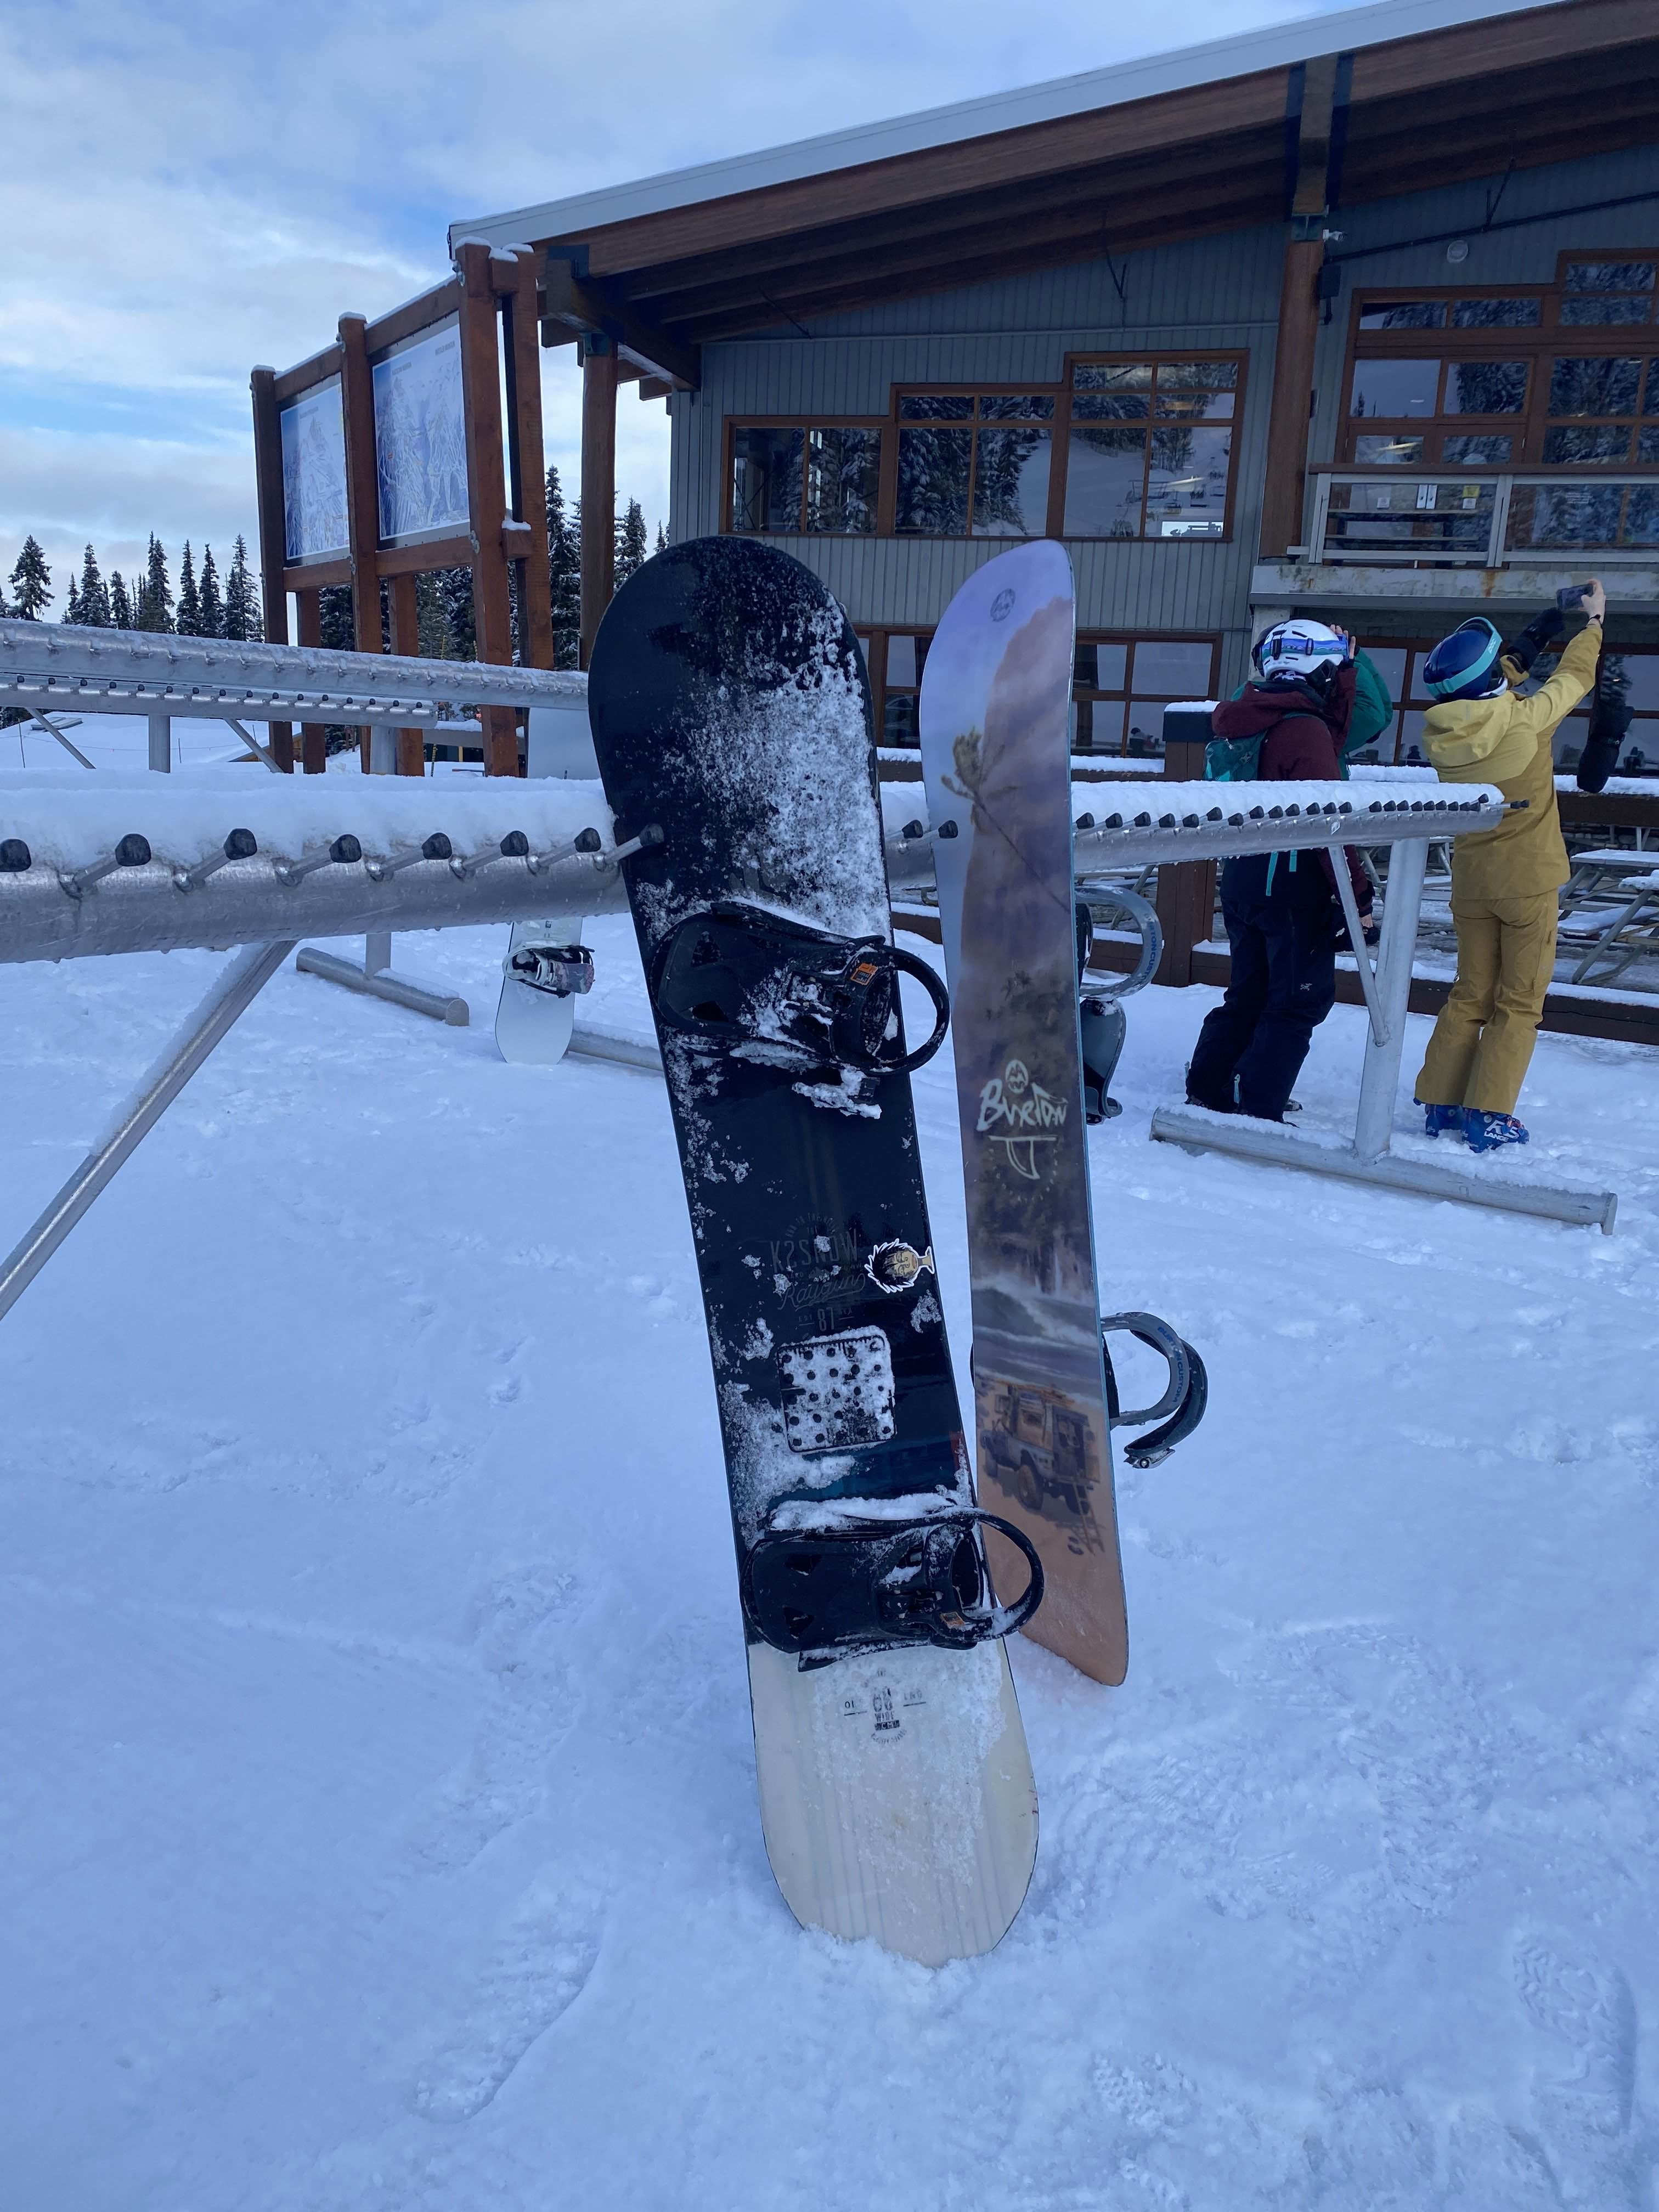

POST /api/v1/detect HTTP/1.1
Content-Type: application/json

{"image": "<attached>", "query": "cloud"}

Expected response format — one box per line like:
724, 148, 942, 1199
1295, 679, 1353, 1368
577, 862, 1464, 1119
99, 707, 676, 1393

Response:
1, 0, 1329, 597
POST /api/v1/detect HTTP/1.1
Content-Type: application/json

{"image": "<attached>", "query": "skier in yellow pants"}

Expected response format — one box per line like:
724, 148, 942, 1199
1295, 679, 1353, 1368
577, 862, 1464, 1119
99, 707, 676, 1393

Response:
1413, 578, 1605, 1153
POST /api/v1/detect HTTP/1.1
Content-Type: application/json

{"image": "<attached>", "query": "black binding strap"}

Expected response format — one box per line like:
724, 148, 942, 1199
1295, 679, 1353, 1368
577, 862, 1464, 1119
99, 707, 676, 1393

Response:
742, 1506, 1043, 1667
653, 902, 949, 1077
1101, 1311, 1210, 1468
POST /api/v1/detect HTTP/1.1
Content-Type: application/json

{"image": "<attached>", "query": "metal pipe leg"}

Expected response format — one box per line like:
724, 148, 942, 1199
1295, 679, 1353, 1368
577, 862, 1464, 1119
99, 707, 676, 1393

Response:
1353, 837, 1427, 1163
148, 713, 171, 772
0, 938, 296, 1324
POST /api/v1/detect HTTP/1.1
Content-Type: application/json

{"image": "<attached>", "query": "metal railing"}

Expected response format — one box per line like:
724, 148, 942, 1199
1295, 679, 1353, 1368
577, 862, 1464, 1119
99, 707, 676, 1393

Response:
1304, 467, 1659, 569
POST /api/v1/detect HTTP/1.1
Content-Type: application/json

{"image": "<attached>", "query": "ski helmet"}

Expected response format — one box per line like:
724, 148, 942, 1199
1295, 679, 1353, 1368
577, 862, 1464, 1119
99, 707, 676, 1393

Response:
1251, 620, 1350, 686
1422, 618, 1506, 702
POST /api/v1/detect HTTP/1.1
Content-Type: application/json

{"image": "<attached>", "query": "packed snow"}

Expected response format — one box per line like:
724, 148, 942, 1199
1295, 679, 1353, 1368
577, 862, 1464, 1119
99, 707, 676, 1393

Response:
4, 725, 1658, 2208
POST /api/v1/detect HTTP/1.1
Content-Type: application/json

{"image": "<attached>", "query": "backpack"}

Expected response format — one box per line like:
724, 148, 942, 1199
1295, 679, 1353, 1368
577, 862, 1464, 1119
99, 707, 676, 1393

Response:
1206, 648, 1394, 782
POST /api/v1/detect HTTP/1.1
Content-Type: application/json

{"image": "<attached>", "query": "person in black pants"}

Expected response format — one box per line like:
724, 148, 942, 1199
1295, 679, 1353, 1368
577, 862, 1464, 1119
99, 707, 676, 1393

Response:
1187, 622, 1375, 1123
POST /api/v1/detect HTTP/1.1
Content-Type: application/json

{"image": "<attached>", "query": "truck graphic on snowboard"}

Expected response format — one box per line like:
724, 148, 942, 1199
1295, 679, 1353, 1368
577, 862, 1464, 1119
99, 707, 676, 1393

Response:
979, 1380, 1105, 1555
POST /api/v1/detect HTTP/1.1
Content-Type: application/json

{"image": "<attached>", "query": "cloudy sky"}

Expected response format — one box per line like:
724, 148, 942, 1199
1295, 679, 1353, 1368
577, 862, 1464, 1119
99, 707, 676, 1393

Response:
2, 0, 1331, 612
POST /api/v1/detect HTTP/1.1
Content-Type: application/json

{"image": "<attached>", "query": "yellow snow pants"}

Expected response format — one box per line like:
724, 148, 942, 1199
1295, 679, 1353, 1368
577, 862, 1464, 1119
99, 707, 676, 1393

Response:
1415, 889, 1557, 1116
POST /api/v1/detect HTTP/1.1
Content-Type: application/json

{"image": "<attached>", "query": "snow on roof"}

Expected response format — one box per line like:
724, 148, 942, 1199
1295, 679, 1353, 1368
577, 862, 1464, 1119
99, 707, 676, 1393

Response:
449, 0, 1554, 253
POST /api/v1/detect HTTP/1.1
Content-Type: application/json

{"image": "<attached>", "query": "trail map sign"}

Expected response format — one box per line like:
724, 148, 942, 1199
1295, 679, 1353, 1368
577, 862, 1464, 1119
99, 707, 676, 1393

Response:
372, 319, 469, 544
279, 379, 349, 562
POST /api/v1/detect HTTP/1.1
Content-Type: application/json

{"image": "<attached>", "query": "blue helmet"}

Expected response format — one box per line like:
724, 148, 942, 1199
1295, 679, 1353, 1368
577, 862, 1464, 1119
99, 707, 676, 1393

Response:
1423, 618, 1506, 703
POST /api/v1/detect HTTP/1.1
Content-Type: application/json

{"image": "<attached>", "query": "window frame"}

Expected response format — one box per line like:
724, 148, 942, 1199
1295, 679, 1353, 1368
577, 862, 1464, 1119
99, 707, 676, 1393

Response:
889, 385, 1059, 541
1070, 630, 1222, 755
1057, 351, 1247, 544
722, 414, 888, 536
1341, 257, 1659, 468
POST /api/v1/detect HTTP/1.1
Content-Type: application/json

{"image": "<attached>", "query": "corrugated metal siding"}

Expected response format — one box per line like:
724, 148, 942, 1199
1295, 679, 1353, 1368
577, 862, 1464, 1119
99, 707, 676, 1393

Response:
669, 143, 1658, 689
675, 222, 1286, 681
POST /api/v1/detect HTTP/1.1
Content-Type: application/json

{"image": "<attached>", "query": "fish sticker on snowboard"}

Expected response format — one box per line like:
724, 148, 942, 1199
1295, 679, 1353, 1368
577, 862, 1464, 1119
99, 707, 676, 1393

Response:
919, 541, 1129, 1686
586, 537, 1041, 1964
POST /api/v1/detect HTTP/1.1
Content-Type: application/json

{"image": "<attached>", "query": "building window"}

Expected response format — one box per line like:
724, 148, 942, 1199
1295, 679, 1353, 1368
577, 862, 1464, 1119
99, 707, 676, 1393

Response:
1353, 641, 1659, 772
1071, 635, 1218, 755
724, 354, 1244, 544
1344, 255, 1659, 467
729, 422, 881, 534
894, 392, 1054, 538
1063, 358, 1238, 539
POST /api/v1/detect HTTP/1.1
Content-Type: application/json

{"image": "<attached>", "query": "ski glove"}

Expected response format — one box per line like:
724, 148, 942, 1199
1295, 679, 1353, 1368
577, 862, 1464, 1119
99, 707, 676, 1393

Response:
1334, 907, 1380, 952
1577, 667, 1633, 795
1506, 603, 1567, 675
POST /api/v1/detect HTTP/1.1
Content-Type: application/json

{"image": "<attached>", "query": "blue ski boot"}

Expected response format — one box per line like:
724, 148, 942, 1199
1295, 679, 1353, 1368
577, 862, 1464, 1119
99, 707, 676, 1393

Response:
1419, 1102, 1463, 1139
1465, 1108, 1529, 1153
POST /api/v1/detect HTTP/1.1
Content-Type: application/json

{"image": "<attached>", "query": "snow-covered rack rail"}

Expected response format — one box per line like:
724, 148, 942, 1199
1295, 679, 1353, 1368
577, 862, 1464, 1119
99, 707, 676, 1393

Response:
0, 742, 1615, 1327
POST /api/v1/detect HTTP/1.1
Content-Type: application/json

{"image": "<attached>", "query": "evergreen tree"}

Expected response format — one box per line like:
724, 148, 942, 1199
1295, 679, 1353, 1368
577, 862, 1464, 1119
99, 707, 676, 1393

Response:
318, 583, 354, 650
175, 541, 201, 635
77, 544, 111, 626
615, 497, 648, 586
545, 462, 582, 670
655, 521, 668, 554
9, 534, 52, 619
415, 571, 454, 659
223, 537, 260, 641
66, 573, 83, 624
439, 566, 476, 659
198, 545, 224, 638
137, 535, 173, 631
109, 570, 133, 630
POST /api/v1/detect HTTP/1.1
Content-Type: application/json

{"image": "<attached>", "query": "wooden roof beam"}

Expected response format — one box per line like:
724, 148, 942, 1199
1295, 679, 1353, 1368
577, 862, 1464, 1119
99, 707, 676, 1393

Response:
539, 258, 700, 389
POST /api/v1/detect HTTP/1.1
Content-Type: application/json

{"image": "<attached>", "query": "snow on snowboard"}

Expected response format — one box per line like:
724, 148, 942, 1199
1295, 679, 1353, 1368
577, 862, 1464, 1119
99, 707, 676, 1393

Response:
918, 543, 1130, 1685
587, 537, 1040, 1965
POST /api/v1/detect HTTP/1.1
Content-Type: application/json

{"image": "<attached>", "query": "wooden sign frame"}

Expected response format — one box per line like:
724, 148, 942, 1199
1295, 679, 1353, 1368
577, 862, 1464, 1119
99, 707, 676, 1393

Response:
251, 242, 552, 774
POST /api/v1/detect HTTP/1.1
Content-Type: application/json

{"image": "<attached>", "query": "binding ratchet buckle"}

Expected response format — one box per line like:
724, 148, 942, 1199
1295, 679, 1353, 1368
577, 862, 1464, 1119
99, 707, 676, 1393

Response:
651, 901, 949, 1077
741, 1506, 1043, 1669
506, 942, 595, 999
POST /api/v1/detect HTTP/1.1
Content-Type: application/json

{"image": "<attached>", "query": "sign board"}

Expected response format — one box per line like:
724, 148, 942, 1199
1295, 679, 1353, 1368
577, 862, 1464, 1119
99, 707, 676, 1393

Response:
373, 318, 469, 545
279, 377, 349, 562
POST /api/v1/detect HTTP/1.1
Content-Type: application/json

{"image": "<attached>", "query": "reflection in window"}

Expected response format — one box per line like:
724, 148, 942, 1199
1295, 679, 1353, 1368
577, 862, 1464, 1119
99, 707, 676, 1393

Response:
1549, 356, 1642, 416
896, 426, 972, 534
1543, 425, 1634, 462
1564, 261, 1656, 294
1453, 297, 1541, 328
972, 430, 1052, 536
1063, 428, 1143, 538
731, 427, 803, 533
1443, 360, 1528, 413
1442, 434, 1513, 462
805, 428, 879, 533
1064, 360, 1238, 538
1351, 359, 1440, 417
1133, 639, 1214, 695
894, 394, 1055, 538
1354, 433, 1425, 464
1357, 301, 1445, 330
1561, 297, 1652, 326
1069, 634, 1217, 753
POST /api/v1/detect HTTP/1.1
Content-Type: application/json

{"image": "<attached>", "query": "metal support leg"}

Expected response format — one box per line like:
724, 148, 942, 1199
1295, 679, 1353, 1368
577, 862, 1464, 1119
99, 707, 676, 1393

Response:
0, 939, 296, 1324
148, 713, 171, 772
1332, 855, 1389, 1049
1352, 837, 1426, 1163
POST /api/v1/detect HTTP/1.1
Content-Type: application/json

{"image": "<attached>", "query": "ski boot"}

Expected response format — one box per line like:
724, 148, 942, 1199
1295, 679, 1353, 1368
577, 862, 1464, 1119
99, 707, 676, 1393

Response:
1419, 1101, 1463, 1139
742, 1506, 1043, 1670
1465, 1108, 1528, 1153
505, 941, 595, 998
1079, 995, 1126, 1123
652, 902, 949, 1078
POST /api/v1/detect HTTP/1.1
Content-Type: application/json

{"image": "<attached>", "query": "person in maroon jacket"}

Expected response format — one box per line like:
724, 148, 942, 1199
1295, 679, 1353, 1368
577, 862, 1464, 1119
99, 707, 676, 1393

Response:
1186, 622, 1376, 1122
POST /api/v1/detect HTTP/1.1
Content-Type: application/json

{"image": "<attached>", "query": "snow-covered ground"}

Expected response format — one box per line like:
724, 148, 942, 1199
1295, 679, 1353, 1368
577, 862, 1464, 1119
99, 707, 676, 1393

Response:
5, 875, 1659, 2208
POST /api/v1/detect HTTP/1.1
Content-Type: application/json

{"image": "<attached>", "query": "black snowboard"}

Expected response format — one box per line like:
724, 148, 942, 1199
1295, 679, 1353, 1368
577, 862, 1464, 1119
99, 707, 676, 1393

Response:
586, 537, 1038, 1964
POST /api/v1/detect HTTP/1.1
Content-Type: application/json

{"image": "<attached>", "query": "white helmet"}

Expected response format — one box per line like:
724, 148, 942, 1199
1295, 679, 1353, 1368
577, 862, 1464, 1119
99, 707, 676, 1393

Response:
1252, 620, 1350, 686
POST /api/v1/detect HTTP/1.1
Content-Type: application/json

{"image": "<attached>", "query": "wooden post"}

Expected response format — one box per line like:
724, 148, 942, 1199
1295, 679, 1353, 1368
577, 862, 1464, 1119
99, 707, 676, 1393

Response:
337, 312, 384, 771
455, 240, 519, 775
505, 249, 555, 671
386, 572, 425, 774
249, 365, 295, 771
1258, 236, 1325, 558
1153, 713, 1218, 988
295, 589, 328, 774
579, 342, 618, 669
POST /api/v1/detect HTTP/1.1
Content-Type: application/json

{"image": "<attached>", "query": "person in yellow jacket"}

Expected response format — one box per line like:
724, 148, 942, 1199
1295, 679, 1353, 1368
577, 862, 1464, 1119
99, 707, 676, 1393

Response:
1413, 578, 1606, 1152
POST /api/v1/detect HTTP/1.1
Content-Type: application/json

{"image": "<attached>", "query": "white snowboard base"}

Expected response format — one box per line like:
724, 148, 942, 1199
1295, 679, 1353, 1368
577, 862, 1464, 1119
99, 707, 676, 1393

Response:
747, 1636, 1037, 1965
493, 919, 585, 1065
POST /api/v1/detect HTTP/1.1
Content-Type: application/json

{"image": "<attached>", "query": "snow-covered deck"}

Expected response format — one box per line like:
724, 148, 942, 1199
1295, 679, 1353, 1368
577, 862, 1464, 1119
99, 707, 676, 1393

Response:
4, 906, 1657, 2207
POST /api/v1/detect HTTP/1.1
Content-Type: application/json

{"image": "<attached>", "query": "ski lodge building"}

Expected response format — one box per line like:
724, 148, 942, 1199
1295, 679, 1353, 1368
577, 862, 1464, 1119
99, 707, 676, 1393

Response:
443, 0, 1658, 769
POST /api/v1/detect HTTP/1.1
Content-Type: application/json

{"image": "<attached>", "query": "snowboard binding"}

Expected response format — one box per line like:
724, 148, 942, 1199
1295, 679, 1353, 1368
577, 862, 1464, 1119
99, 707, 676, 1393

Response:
1099, 1312, 1209, 1468
1073, 890, 1163, 1124
652, 902, 950, 1078
505, 941, 595, 999
742, 1506, 1044, 1669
